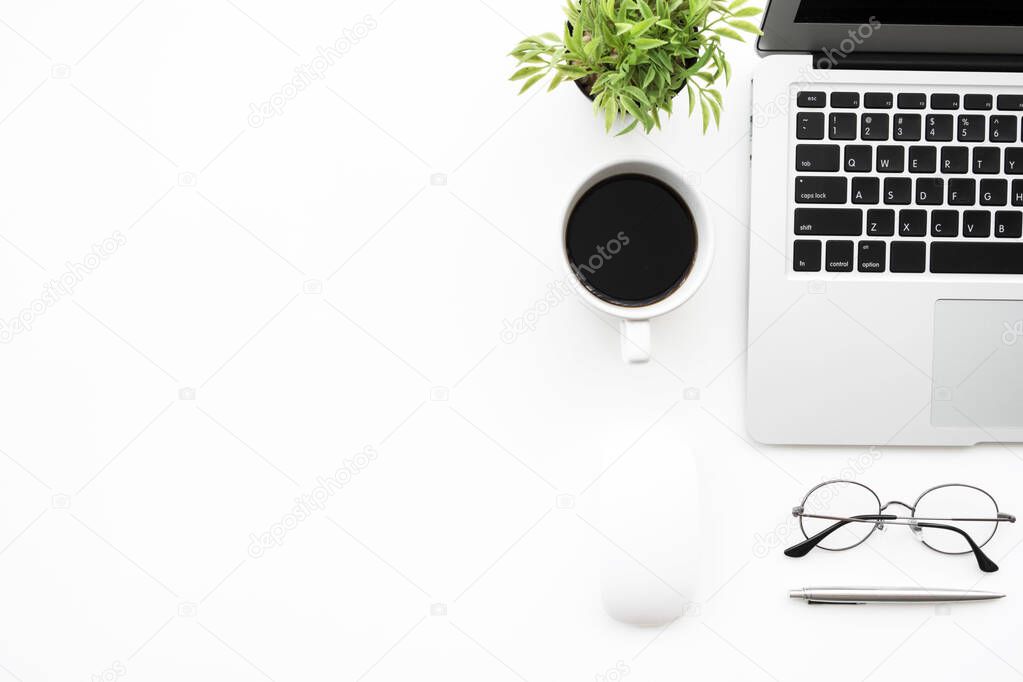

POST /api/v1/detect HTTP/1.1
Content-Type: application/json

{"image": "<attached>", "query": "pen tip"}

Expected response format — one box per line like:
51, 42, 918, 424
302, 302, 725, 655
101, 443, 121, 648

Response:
788, 590, 803, 599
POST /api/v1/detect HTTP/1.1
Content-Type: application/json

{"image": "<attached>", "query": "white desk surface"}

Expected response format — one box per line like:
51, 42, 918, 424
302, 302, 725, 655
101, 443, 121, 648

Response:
1, 1, 1022, 680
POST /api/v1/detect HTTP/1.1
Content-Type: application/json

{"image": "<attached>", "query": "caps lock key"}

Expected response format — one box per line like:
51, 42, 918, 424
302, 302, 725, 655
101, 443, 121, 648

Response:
795, 177, 847, 204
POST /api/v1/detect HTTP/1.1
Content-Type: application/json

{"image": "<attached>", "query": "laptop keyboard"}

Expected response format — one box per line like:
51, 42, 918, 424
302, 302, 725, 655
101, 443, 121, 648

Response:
792, 88, 1023, 275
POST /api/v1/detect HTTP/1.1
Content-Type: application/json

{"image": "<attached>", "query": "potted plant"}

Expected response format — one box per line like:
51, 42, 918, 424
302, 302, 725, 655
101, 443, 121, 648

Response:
509, 0, 762, 135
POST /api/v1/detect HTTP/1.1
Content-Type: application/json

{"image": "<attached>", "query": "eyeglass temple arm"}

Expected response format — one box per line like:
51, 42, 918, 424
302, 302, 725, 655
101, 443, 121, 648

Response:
785, 515, 1000, 572
913, 521, 1000, 572
784, 514, 895, 558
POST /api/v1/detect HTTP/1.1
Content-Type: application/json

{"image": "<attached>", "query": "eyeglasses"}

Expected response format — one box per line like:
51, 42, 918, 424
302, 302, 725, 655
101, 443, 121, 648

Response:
784, 480, 1016, 572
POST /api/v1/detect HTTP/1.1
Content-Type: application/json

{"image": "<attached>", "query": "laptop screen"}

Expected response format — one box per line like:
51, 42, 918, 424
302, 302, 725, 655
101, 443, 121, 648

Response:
760, 0, 1023, 54
795, 0, 1023, 26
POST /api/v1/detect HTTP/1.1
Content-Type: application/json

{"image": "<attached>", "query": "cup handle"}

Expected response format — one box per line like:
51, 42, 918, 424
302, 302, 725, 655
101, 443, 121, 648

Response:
620, 319, 651, 364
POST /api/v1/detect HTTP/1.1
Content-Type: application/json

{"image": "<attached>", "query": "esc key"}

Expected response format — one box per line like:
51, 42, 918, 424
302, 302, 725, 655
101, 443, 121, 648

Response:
798, 91, 826, 108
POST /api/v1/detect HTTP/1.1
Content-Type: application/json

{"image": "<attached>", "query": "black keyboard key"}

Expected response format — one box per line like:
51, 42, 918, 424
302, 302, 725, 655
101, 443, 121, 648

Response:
852, 177, 879, 204
948, 178, 976, 205
825, 240, 854, 272
995, 211, 1023, 238
916, 178, 944, 205
1013, 180, 1023, 206
981, 179, 1008, 206
884, 177, 912, 205
876, 145, 904, 172
797, 91, 826, 108
899, 209, 927, 237
858, 241, 886, 272
974, 147, 1001, 174
964, 94, 993, 111
793, 240, 821, 271
890, 242, 926, 273
990, 116, 1018, 143
893, 114, 922, 141
963, 211, 991, 238
831, 92, 860, 108
941, 146, 969, 173
1006, 148, 1023, 174
958, 115, 986, 142
796, 144, 841, 172
866, 209, 895, 236
909, 146, 937, 173
829, 113, 857, 140
931, 93, 960, 110
926, 114, 954, 141
861, 113, 889, 140
997, 95, 1023, 111
898, 93, 927, 109
864, 92, 893, 109
794, 208, 862, 236
844, 145, 872, 173
795, 177, 847, 204
931, 210, 960, 237
797, 112, 825, 140
932, 242, 1023, 273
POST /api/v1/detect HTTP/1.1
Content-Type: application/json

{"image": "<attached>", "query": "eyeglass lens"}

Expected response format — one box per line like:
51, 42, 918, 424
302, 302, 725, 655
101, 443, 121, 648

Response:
799, 481, 881, 551
913, 484, 999, 554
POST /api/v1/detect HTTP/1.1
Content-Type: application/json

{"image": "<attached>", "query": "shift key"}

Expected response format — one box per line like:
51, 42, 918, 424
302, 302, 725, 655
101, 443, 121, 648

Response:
795, 176, 847, 204
794, 208, 863, 236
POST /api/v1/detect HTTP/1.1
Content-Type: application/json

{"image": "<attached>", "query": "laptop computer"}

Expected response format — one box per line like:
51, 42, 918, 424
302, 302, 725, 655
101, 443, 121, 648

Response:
748, 1, 1023, 445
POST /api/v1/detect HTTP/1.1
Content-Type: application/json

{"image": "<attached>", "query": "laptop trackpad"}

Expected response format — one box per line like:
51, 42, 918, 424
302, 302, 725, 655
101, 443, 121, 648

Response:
932, 300, 1023, 428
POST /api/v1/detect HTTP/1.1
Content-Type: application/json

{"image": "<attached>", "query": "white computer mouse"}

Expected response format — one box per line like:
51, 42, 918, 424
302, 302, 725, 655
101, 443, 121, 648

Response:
599, 434, 702, 626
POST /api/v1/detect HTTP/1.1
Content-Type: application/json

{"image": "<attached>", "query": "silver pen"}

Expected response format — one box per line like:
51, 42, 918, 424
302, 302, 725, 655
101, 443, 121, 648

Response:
789, 587, 1005, 605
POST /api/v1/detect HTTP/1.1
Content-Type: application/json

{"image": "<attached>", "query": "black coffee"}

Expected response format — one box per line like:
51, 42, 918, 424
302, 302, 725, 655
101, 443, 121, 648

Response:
566, 173, 697, 306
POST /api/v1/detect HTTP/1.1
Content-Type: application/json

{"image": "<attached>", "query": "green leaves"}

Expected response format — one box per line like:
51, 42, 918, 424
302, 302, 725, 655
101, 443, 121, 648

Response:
633, 37, 668, 49
630, 16, 658, 36
509, 66, 545, 81
507, 0, 762, 135
731, 7, 763, 18
727, 19, 762, 34
518, 72, 547, 94
709, 25, 744, 41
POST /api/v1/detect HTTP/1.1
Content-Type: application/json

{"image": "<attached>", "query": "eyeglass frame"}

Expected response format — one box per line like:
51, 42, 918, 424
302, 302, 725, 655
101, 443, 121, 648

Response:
785, 480, 1016, 572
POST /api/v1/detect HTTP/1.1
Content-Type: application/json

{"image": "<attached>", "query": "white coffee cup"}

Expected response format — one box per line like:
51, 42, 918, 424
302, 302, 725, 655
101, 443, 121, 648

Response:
561, 161, 714, 364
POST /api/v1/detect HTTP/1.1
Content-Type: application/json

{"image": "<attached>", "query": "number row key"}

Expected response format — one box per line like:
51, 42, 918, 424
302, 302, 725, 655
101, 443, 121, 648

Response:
801, 113, 1021, 143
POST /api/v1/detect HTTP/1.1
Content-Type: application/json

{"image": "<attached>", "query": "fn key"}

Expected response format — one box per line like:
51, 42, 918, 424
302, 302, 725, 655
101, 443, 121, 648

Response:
794, 240, 821, 271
